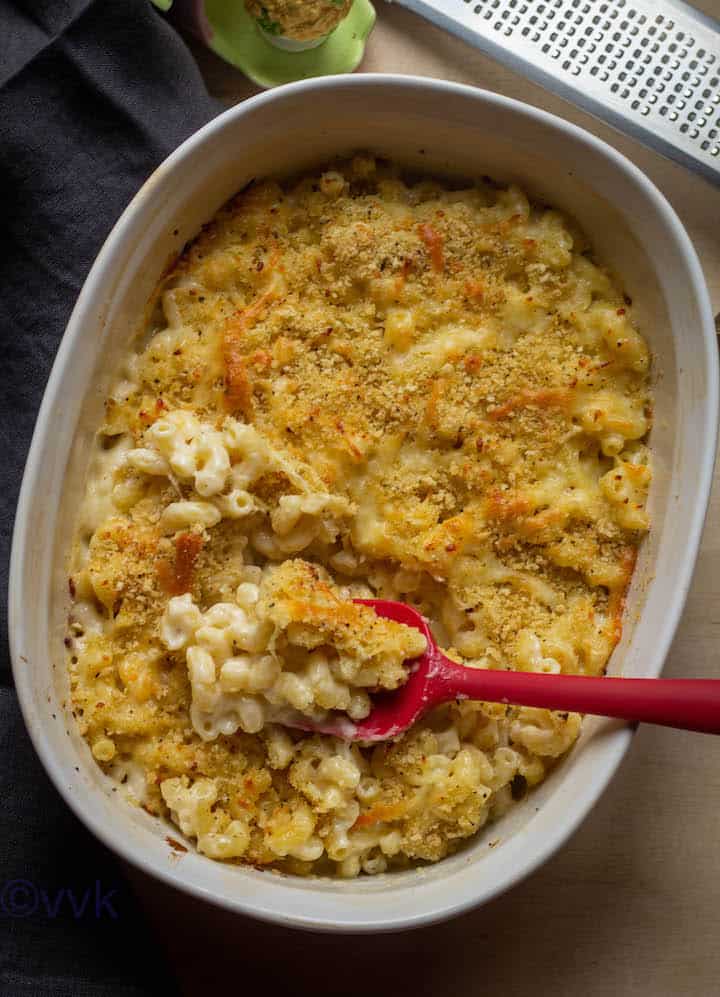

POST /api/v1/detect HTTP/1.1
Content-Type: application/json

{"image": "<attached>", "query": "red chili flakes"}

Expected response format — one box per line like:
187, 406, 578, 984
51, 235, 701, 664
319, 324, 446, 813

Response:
463, 352, 482, 373
418, 223, 445, 272
223, 349, 254, 416
464, 279, 484, 302
158, 532, 204, 595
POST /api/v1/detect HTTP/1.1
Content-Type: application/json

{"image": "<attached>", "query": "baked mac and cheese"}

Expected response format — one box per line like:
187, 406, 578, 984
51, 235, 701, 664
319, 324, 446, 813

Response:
66, 157, 651, 876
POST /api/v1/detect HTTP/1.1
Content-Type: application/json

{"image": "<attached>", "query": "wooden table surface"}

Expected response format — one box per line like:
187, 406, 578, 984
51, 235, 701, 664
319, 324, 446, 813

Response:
129, 5, 720, 994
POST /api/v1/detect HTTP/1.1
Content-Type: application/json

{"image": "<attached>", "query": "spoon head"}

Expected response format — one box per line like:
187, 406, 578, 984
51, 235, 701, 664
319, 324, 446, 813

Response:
283, 599, 436, 743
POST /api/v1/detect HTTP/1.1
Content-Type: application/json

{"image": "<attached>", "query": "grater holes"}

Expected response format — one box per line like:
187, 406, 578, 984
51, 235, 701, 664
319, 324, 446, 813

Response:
461, 0, 720, 157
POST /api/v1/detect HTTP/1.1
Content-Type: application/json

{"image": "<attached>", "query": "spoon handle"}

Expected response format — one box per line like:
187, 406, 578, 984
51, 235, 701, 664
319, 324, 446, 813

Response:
432, 659, 720, 734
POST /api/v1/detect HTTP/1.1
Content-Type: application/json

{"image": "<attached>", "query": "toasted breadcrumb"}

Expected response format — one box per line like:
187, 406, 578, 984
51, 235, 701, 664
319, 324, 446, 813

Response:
67, 157, 651, 875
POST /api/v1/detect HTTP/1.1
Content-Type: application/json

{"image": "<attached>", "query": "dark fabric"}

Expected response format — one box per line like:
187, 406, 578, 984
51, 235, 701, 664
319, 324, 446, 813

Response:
1, 1, 221, 991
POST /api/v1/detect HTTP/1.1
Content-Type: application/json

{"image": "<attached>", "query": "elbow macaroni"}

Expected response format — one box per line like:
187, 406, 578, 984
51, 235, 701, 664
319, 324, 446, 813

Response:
159, 561, 426, 739
66, 158, 651, 876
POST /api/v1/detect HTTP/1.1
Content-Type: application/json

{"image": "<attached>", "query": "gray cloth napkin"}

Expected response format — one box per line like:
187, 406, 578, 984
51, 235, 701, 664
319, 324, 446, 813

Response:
1, 2, 221, 990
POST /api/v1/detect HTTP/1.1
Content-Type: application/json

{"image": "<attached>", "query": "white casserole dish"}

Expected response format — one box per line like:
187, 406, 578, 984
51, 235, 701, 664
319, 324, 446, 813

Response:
9, 75, 718, 933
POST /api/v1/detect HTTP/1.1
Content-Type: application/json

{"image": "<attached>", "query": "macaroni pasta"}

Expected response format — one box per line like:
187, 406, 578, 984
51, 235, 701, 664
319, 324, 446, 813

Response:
66, 157, 651, 876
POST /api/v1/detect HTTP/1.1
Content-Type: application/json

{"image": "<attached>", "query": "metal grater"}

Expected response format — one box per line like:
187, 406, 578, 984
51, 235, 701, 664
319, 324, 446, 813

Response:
389, 0, 720, 185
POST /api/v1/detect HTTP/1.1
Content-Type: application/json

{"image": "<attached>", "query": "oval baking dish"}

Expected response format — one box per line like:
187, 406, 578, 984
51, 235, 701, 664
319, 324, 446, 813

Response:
9, 75, 718, 932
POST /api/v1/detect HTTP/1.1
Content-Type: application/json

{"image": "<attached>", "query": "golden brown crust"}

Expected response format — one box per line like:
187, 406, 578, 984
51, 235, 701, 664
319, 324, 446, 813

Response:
260, 559, 426, 688
66, 157, 652, 876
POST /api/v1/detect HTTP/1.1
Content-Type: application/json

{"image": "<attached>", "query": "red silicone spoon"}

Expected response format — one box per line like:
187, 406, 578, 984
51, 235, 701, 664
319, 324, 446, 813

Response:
290, 599, 720, 742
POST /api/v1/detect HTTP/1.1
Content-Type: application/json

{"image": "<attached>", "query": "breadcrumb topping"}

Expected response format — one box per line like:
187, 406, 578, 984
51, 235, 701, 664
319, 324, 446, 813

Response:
67, 157, 651, 876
